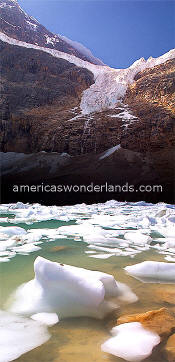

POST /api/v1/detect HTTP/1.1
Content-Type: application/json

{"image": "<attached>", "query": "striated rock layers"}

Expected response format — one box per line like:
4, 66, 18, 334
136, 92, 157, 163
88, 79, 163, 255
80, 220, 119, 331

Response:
0, 40, 174, 157
0, 40, 94, 153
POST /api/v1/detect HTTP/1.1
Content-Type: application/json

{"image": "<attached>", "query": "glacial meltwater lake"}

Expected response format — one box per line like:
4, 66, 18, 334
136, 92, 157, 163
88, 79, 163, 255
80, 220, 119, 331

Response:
0, 200, 175, 362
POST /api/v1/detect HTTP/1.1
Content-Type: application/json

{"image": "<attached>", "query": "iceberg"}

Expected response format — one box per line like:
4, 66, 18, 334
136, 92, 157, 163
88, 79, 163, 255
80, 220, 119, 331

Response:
9, 256, 137, 319
101, 322, 160, 362
125, 261, 175, 282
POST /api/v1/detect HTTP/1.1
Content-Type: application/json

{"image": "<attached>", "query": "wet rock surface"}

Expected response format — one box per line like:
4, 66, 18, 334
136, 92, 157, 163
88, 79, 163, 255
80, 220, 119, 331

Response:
117, 308, 175, 338
165, 334, 175, 362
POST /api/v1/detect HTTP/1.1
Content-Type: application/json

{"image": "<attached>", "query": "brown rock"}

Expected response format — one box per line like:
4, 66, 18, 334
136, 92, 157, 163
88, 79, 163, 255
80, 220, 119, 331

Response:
165, 334, 175, 362
122, 59, 175, 153
117, 308, 175, 338
50, 246, 68, 252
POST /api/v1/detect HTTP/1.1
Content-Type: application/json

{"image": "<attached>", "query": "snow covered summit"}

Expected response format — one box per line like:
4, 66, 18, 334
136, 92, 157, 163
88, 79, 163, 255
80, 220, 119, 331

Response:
0, 0, 104, 64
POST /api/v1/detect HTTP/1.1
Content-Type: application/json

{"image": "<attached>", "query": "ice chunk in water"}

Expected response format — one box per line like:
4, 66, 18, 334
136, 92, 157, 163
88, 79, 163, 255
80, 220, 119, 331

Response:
125, 261, 175, 282
31, 312, 59, 326
101, 322, 160, 361
124, 232, 152, 245
0, 310, 50, 362
9, 256, 137, 319
0, 226, 26, 236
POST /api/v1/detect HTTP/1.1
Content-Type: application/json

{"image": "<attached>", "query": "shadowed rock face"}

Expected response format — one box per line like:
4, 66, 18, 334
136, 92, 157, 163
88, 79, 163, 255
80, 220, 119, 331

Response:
1, 146, 174, 205
0, 0, 102, 64
0, 40, 94, 152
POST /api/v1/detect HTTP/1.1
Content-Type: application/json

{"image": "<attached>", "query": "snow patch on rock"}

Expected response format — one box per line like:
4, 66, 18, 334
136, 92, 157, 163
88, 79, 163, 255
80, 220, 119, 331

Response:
99, 144, 121, 160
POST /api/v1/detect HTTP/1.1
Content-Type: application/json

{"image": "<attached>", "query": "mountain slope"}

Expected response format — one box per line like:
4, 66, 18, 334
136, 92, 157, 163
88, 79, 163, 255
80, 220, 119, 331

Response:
0, 0, 104, 64
0, 30, 174, 154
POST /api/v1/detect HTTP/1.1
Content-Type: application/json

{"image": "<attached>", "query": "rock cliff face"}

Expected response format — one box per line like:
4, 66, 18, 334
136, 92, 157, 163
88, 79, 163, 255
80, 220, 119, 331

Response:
122, 59, 175, 152
1, 40, 174, 156
0, 40, 94, 152
1, 146, 174, 205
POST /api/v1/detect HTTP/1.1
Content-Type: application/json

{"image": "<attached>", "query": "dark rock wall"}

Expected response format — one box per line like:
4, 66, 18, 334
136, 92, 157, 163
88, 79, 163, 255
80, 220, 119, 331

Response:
0, 40, 94, 152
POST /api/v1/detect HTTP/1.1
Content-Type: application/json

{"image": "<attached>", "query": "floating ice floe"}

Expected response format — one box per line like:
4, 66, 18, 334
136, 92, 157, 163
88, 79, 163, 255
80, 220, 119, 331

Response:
125, 261, 175, 282
31, 312, 59, 326
101, 322, 160, 362
124, 232, 152, 246
165, 256, 175, 262
0, 310, 50, 362
0, 200, 175, 262
0, 257, 11, 263
0, 226, 27, 237
9, 257, 137, 319
88, 253, 115, 259
12, 243, 41, 254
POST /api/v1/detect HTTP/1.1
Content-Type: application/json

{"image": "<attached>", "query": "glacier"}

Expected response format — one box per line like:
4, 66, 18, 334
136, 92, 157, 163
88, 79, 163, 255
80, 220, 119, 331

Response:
0, 31, 174, 114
